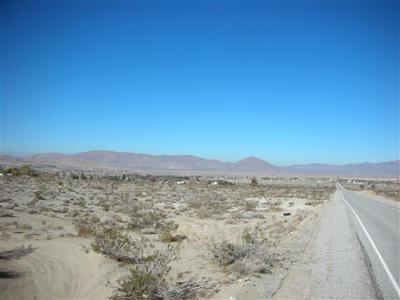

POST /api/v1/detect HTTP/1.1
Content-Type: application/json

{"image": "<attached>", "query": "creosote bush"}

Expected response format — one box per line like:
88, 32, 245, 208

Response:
128, 207, 167, 231
112, 266, 164, 300
91, 228, 145, 263
112, 244, 179, 300
92, 228, 180, 300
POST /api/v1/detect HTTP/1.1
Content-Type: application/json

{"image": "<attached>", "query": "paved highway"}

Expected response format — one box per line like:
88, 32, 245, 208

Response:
339, 183, 400, 299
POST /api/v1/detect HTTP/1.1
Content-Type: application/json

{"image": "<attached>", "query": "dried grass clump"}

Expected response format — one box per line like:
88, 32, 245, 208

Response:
269, 209, 310, 236
209, 227, 273, 276
75, 215, 100, 237
209, 241, 244, 266
0, 244, 37, 260
167, 278, 218, 299
27, 190, 45, 207
159, 230, 187, 243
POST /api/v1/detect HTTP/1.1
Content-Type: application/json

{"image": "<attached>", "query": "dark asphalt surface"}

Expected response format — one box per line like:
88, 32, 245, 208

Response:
339, 184, 400, 299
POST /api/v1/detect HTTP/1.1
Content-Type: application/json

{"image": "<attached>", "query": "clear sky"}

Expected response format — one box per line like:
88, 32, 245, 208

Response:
2, 1, 399, 165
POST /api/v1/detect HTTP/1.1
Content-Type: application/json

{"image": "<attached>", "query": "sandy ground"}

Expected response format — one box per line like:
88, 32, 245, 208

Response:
0, 175, 334, 299
1, 238, 122, 300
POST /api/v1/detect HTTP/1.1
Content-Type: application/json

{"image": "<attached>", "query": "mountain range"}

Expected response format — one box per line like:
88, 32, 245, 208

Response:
1, 150, 398, 177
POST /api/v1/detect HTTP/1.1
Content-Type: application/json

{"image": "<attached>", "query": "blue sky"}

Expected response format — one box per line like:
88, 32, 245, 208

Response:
3, 1, 399, 164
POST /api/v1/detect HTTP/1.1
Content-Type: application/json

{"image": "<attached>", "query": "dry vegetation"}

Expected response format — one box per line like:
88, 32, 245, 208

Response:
341, 179, 400, 201
0, 169, 337, 299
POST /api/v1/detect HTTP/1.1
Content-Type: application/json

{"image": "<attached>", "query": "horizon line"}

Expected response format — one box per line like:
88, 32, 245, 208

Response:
2, 149, 399, 167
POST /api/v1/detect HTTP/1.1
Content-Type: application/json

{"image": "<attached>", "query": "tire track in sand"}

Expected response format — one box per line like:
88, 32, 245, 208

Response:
1, 238, 124, 300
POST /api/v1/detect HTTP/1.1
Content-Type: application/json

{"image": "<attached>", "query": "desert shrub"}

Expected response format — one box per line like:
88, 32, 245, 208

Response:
187, 194, 231, 219
230, 211, 244, 220
241, 227, 265, 244
19, 223, 33, 230
209, 240, 245, 266
257, 184, 335, 201
6, 165, 34, 176
90, 214, 101, 223
228, 257, 269, 276
91, 228, 144, 263
290, 209, 310, 227
128, 207, 167, 231
105, 234, 179, 300
76, 220, 97, 237
75, 197, 86, 207
251, 177, 258, 187
27, 190, 44, 207
373, 185, 400, 201
33, 190, 45, 200
209, 227, 272, 275
244, 200, 257, 211
305, 201, 322, 207
19, 165, 32, 176
207, 180, 234, 186
112, 266, 164, 300
195, 206, 213, 219
0, 244, 36, 260
268, 206, 283, 212
159, 230, 187, 243
161, 220, 179, 232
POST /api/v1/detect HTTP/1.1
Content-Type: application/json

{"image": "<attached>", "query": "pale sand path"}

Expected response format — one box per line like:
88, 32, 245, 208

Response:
0, 238, 123, 300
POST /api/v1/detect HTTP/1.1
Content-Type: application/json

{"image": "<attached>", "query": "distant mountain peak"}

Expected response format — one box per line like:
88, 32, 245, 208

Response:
236, 156, 276, 171
238, 156, 269, 163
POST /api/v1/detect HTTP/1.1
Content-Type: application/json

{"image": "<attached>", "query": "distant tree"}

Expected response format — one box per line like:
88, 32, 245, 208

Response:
18, 165, 32, 176
71, 173, 79, 180
251, 177, 258, 187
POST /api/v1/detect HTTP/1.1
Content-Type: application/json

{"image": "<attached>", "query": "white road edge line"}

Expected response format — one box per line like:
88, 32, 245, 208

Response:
340, 190, 400, 298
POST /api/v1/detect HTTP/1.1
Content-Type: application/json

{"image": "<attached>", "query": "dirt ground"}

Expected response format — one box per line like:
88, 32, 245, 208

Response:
1, 174, 335, 299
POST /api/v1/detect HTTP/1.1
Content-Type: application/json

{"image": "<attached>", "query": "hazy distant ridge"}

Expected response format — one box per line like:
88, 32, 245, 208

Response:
1, 150, 398, 177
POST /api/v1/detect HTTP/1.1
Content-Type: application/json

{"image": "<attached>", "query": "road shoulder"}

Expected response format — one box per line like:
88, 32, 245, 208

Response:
274, 190, 376, 299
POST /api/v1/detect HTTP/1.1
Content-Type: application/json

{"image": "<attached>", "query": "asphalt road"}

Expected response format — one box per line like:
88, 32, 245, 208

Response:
339, 183, 400, 299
